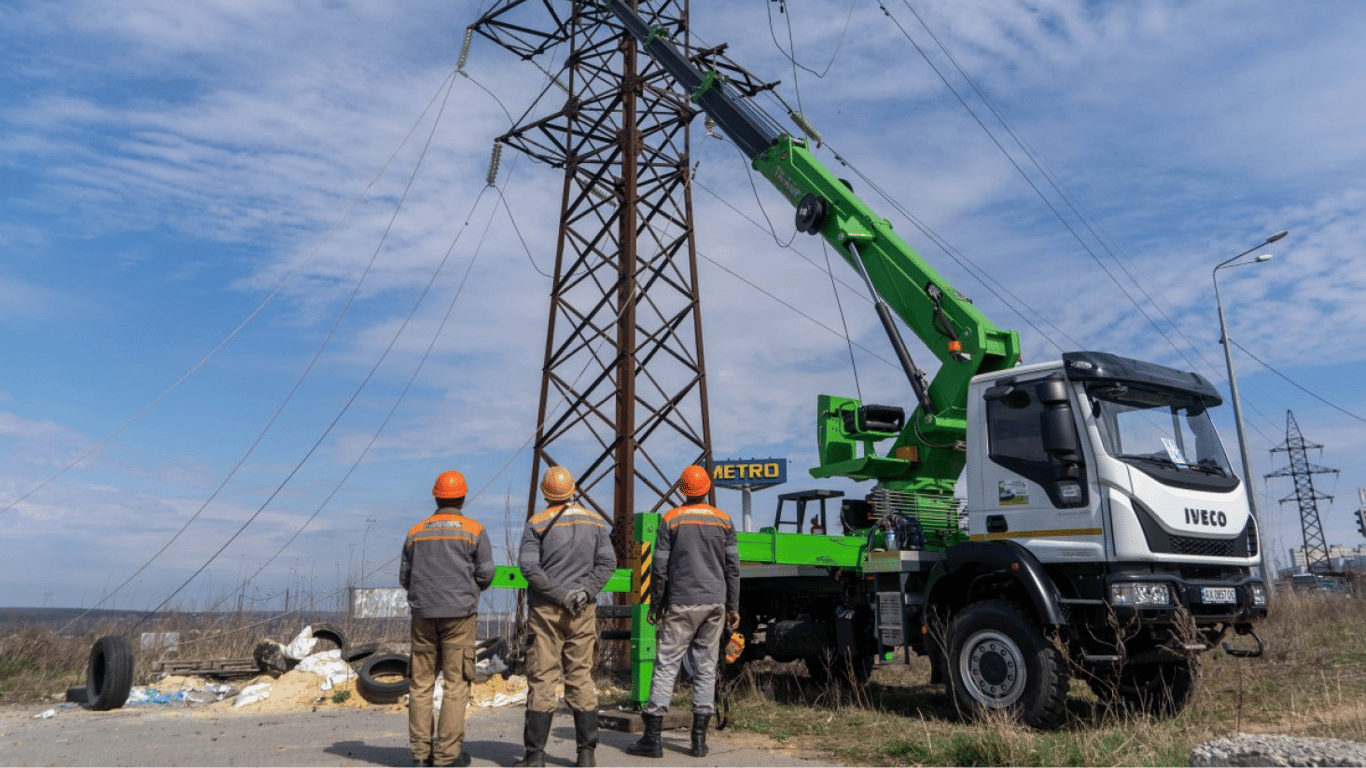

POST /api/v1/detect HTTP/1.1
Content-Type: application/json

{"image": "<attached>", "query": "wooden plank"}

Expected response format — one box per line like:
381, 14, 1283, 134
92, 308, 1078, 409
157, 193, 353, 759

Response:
153, 658, 259, 678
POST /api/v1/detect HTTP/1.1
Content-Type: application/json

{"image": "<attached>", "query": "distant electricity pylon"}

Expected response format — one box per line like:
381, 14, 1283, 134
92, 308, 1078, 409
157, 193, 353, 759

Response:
1266, 410, 1339, 574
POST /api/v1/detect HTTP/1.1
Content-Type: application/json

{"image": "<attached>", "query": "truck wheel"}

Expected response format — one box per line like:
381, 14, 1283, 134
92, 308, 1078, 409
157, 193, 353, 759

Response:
1088, 659, 1198, 718
85, 636, 134, 711
947, 600, 1069, 729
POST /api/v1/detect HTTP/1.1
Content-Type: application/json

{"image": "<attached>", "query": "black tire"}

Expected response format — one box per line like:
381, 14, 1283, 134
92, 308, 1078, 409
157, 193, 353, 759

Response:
1087, 658, 1199, 718
766, 620, 834, 658
86, 636, 134, 711
356, 653, 411, 705
947, 600, 1069, 730
308, 622, 347, 652
65, 685, 88, 703
342, 642, 379, 664
475, 637, 507, 662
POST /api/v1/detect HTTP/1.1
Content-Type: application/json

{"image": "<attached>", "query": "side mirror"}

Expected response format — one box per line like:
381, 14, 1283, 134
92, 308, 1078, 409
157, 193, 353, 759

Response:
1035, 378, 1078, 459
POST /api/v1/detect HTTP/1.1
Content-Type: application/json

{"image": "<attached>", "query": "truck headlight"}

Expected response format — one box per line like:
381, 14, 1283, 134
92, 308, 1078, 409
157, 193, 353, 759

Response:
1110, 582, 1172, 606
1249, 583, 1268, 607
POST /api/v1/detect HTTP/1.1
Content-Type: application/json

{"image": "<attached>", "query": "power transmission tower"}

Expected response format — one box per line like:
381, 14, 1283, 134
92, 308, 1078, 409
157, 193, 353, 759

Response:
469, 2, 772, 563
1265, 410, 1339, 574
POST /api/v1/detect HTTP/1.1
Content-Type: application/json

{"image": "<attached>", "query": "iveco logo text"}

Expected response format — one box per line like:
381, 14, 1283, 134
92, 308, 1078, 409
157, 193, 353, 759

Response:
1184, 508, 1227, 527
769, 166, 803, 201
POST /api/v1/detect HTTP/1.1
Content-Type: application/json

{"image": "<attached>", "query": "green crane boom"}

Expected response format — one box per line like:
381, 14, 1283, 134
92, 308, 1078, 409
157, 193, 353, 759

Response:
606, 1, 1021, 495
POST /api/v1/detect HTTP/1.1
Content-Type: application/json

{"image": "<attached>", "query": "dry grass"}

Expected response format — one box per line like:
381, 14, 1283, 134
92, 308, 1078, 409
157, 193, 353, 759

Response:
714, 590, 1366, 766
0, 608, 412, 705
4, 591, 1362, 766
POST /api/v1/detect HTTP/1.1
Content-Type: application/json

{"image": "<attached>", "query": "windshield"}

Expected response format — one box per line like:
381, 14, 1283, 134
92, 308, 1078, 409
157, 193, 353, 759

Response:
1089, 382, 1237, 485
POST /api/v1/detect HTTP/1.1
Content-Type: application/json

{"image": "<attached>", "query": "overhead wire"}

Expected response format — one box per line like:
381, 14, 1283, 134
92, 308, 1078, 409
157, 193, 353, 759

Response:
210, 182, 501, 612
0, 72, 460, 518
764, 0, 859, 79
1232, 340, 1366, 425
889, 0, 1223, 369
133, 68, 464, 626
152, 36, 573, 621
884, 1, 1343, 450
62, 67, 468, 632
872, 2, 1199, 368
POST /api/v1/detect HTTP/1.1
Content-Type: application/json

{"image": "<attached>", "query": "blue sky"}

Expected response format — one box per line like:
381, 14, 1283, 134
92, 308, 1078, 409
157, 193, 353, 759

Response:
3, 0, 1366, 610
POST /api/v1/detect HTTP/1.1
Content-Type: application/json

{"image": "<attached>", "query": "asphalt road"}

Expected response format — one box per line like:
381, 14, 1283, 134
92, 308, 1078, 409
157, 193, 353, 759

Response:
0, 701, 834, 767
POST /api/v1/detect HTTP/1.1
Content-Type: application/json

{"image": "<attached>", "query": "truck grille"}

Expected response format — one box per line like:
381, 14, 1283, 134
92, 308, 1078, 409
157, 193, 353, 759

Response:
1133, 501, 1255, 559
1169, 534, 1238, 558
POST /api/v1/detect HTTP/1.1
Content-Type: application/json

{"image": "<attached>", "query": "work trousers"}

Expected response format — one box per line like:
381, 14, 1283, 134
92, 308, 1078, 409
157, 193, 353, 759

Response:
526, 600, 599, 713
409, 614, 476, 764
643, 603, 725, 716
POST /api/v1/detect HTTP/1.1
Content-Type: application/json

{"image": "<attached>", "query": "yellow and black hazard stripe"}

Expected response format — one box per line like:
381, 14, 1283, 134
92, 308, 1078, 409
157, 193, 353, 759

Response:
634, 540, 652, 605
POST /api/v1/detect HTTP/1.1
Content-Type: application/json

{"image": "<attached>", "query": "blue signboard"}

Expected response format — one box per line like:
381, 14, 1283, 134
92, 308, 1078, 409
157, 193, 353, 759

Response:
710, 458, 786, 487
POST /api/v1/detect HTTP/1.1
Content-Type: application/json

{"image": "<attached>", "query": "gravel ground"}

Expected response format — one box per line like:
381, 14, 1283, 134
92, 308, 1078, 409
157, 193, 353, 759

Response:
1190, 733, 1366, 767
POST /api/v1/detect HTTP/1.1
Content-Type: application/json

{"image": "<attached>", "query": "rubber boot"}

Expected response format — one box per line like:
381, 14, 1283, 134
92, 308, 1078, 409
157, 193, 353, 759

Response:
689, 712, 712, 758
571, 708, 598, 767
512, 709, 553, 767
624, 713, 664, 759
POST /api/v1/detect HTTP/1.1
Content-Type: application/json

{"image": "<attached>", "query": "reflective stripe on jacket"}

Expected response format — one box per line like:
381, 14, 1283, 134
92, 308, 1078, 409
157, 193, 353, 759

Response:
518, 504, 616, 609
400, 511, 496, 619
653, 503, 739, 611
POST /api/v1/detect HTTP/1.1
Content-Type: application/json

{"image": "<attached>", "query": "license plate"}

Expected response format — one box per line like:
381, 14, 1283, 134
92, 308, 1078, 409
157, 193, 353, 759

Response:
1200, 587, 1236, 604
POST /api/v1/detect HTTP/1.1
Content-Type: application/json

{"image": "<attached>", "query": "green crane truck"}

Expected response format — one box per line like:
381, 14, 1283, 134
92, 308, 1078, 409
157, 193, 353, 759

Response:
604, 0, 1267, 729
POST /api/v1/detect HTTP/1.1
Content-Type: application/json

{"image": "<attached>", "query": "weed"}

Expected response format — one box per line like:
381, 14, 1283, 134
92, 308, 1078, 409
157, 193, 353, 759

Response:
718, 589, 1366, 766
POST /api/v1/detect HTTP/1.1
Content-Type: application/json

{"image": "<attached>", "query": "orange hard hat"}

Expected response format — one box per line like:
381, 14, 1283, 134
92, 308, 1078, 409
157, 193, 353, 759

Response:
540, 466, 576, 502
679, 464, 711, 497
432, 470, 467, 500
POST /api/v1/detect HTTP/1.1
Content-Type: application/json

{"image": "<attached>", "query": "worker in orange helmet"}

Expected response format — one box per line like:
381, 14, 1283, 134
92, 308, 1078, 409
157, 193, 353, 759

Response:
400, 470, 495, 768
625, 464, 740, 760
513, 466, 616, 768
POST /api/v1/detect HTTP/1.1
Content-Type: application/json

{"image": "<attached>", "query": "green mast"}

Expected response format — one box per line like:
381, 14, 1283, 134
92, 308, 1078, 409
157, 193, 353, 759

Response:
607, 1, 1021, 496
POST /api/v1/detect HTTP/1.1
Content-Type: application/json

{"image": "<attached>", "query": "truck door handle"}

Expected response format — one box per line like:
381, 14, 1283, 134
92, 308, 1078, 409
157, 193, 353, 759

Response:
986, 515, 1008, 533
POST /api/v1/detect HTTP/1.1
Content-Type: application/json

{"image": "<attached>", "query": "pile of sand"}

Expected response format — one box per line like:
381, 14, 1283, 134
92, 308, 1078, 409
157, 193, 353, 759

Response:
149, 669, 537, 713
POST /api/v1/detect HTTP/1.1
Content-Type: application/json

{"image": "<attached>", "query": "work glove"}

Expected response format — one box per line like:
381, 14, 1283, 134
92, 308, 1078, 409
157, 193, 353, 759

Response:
647, 601, 664, 625
726, 610, 741, 629
565, 588, 591, 614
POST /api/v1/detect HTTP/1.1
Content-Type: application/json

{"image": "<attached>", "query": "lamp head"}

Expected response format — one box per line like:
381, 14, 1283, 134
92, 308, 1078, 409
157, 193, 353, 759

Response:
1265, 230, 1289, 244
1253, 253, 1274, 262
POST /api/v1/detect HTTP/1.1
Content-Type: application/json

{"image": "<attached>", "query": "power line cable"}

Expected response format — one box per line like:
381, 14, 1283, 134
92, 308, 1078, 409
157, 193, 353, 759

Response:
60, 68, 466, 630
892, 0, 1226, 372
1232, 340, 1366, 425
765, 0, 859, 79
0, 71, 463, 518
128, 66, 466, 627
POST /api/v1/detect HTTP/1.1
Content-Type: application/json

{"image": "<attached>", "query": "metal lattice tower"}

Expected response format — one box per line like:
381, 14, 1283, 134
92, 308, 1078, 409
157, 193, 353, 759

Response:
470, 1, 763, 562
1266, 410, 1339, 574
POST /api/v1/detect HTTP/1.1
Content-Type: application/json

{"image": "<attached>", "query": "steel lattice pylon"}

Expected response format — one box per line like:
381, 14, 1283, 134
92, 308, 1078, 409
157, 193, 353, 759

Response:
1266, 410, 1339, 574
471, 0, 737, 563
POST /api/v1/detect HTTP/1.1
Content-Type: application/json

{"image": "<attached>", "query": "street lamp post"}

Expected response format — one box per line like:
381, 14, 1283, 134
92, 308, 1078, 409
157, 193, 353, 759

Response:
1212, 229, 1285, 581
360, 518, 378, 588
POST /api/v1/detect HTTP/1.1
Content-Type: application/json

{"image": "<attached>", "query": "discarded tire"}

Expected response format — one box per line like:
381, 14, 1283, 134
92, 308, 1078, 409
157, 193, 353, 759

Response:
342, 642, 379, 664
356, 654, 410, 705
65, 685, 88, 703
85, 636, 133, 711
475, 637, 507, 662
309, 622, 347, 652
